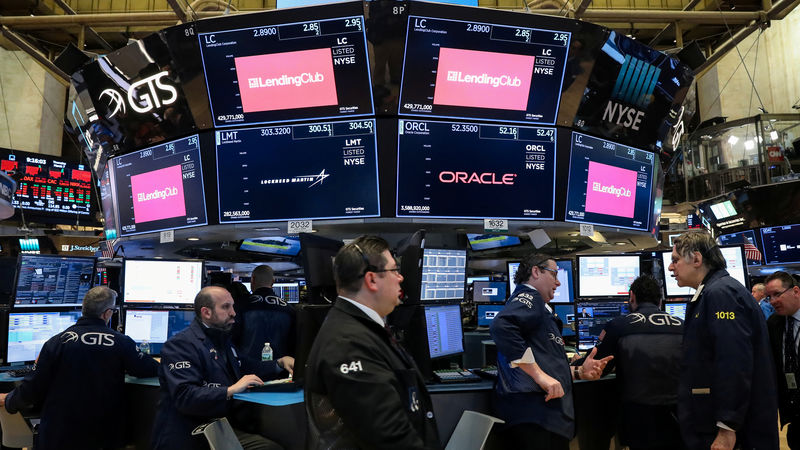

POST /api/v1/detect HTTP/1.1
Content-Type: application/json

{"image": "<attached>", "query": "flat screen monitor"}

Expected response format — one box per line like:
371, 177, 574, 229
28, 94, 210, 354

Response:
718, 230, 763, 265
215, 120, 379, 222
273, 282, 301, 303
473, 281, 507, 303
396, 120, 556, 219
476, 304, 504, 327
710, 200, 738, 220
507, 260, 573, 302
300, 234, 343, 289
110, 135, 207, 236
719, 245, 749, 290
423, 304, 464, 359
99, 167, 117, 239
467, 234, 522, 251
508, 261, 520, 294
467, 276, 490, 284
577, 301, 630, 350
238, 236, 302, 256
420, 248, 467, 301
398, 15, 571, 124
760, 224, 800, 265
577, 255, 640, 298
565, 132, 656, 232
553, 304, 576, 337
660, 250, 695, 297
197, 5, 373, 127
665, 302, 687, 320
14, 255, 96, 308
6, 310, 82, 364
123, 309, 195, 355
123, 259, 203, 304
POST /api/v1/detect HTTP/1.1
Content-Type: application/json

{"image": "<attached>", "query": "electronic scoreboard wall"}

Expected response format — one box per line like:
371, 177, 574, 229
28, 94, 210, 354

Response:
197, 3, 374, 128
399, 14, 571, 124
396, 119, 556, 219
215, 119, 380, 222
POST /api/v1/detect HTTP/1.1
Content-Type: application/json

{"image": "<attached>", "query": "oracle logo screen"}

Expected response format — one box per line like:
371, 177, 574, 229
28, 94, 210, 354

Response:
565, 132, 655, 231
111, 135, 208, 236
235, 48, 338, 113
399, 15, 570, 124
198, 14, 373, 127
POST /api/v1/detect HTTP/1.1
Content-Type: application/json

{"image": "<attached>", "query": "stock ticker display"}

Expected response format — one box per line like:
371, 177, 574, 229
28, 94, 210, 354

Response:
215, 119, 380, 222
110, 135, 208, 236
565, 132, 655, 231
399, 16, 571, 124
396, 120, 557, 219
198, 14, 374, 127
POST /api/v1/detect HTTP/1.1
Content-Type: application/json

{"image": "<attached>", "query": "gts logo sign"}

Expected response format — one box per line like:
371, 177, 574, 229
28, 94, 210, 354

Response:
64, 332, 115, 346
169, 361, 192, 371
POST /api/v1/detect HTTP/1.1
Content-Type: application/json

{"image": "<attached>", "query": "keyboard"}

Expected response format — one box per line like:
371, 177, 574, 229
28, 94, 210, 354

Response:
6, 365, 35, 378
472, 366, 498, 380
432, 368, 482, 384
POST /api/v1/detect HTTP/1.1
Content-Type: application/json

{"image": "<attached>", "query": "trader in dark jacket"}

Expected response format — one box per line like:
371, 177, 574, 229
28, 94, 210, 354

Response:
669, 230, 778, 450
152, 286, 294, 450
765, 271, 800, 448
490, 252, 612, 450
0, 286, 159, 450
234, 264, 296, 360
591, 275, 684, 450
305, 235, 440, 449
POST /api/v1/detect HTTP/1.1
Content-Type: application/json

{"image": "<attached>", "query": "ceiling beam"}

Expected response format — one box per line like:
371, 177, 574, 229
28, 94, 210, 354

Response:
51, 0, 113, 51
648, 0, 703, 46
0, 25, 69, 86
165, 0, 189, 23
574, 0, 592, 18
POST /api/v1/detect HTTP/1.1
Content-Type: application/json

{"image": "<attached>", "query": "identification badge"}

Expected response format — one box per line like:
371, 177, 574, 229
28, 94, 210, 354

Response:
786, 373, 797, 389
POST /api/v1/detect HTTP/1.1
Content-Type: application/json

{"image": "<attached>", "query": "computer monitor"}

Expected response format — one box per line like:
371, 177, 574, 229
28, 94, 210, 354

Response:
577, 301, 630, 350
664, 302, 687, 320
577, 255, 640, 298
717, 230, 763, 265
423, 304, 464, 359
273, 282, 300, 304
6, 310, 82, 364
472, 281, 507, 303
420, 249, 467, 301
123, 259, 203, 304
660, 250, 695, 297
508, 261, 520, 294
476, 304, 504, 327
238, 236, 302, 256
467, 234, 522, 251
760, 224, 800, 265
553, 304, 576, 337
123, 309, 195, 355
13, 255, 96, 308
719, 245, 749, 290
467, 276, 490, 284
553, 260, 574, 303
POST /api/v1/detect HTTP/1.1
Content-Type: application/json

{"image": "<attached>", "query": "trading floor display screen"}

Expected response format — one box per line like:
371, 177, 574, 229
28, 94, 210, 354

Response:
760, 224, 800, 265
396, 120, 556, 219
424, 304, 464, 358
14, 255, 95, 308
577, 301, 630, 350
198, 13, 373, 127
577, 255, 640, 298
273, 282, 301, 303
399, 16, 570, 124
110, 135, 207, 236
473, 281, 507, 303
718, 229, 763, 265
123, 309, 195, 355
421, 248, 467, 301
6, 311, 82, 364
665, 303, 687, 320
477, 304, 504, 327
216, 119, 379, 222
565, 132, 655, 231
123, 259, 203, 304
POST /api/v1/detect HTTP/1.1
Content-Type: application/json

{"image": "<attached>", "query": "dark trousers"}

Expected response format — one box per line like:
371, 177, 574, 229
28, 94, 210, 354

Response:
788, 422, 800, 449
501, 422, 569, 450
233, 428, 284, 450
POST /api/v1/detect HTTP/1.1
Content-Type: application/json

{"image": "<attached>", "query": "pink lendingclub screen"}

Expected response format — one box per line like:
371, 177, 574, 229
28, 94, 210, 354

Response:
584, 161, 637, 219
235, 48, 338, 113
130, 165, 186, 224
433, 48, 534, 111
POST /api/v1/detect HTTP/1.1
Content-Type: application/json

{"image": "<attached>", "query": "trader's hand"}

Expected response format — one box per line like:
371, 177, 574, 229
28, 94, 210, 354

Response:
277, 356, 295, 375
531, 371, 564, 402
227, 374, 264, 398
711, 427, 736, 450
0, 393, 6, 408
580, 347, 613, 380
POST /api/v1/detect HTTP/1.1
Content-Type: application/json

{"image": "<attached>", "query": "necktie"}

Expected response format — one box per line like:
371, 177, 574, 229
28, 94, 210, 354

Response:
786, 317, 798, 374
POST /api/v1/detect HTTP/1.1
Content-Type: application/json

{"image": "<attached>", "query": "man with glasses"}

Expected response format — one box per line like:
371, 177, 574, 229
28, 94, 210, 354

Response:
490, 252, 612, 450
305, 235, 440, 449
669, 230, 777, 450
765, 271, 800, 448
0, 286, 159, 450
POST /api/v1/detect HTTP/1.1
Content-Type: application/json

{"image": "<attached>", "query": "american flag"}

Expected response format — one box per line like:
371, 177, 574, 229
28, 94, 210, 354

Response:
101, 239, 118, 259
744, 242, 762, 262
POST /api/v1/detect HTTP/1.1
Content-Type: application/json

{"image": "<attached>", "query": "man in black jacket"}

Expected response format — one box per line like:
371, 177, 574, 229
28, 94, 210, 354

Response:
304, 235, 440, 449
765, 271, 800, 448
669, 230, 778, 450
235, 264, 296, 360
0, 286, 159, 450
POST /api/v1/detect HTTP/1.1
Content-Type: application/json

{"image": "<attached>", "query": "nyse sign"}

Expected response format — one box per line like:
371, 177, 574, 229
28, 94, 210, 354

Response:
98, 71, 178, 118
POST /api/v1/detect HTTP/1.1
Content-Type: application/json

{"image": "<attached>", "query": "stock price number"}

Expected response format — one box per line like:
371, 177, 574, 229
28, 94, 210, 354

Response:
308, 124, 333, 134
345, 18, 362, 30
140, 149, 153, 158
253, 27, 277, 37
303, 22, 321, 35
187, 136, 198, 147
451, 124, 478, 133
500, 126, 518, 136
603, 141, 615, 150
466, 23, 490, 33
553, 33, 569, 45
261, 127, 291, 137
515, 28, 532, 41
349, 120, 373, 132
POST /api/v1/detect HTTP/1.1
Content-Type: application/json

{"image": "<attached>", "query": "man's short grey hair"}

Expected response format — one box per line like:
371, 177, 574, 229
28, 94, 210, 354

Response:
82, 286, 118, 319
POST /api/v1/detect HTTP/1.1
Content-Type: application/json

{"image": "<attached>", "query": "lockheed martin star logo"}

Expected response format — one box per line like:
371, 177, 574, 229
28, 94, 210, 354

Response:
99, 89, 126, 118
301, 169, 329, 187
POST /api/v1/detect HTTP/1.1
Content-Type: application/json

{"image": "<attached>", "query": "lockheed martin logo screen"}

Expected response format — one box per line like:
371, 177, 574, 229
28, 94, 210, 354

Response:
396, 120, 556, 219
565, 132, 655, 231
215, 119, 379, 222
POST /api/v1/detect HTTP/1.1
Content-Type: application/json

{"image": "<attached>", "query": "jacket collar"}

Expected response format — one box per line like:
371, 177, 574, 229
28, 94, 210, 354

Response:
188, 318, 240, 380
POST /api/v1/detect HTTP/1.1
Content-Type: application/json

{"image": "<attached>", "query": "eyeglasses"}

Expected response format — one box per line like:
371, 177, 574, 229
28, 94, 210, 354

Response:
767, 286, 795, 302
539, 266, 559, 281
373, 267, 402, 275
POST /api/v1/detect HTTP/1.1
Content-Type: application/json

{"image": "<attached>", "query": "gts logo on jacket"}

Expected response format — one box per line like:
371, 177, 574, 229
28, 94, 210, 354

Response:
62, 331, 115, 346
250, 295, 287, 307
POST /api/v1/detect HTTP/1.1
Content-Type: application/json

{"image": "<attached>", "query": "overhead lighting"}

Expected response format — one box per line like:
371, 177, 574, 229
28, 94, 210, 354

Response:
727, 135, 739, 145
254, 227, 281, 231
187, 237, 200, 241
770, 130, 779, 140
568, 232, 579, 237
615, 242, 627, 246
744, 140, 755, 150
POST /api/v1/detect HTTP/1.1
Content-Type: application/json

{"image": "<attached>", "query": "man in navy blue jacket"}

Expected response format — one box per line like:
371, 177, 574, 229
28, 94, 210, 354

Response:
669, 231, 778, 450
0, 286, 159, 450
490, 253, 612, 450
152, 286, 294, 450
